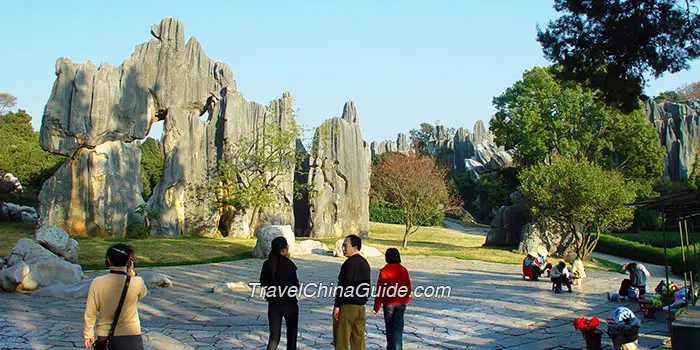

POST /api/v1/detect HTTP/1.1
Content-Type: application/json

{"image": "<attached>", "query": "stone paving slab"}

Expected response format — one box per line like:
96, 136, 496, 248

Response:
0, 253, 673, 349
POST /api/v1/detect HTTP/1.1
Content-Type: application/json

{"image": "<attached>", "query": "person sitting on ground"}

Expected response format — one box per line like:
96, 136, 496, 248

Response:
618, 263, 647, 300
550, 261, 573, 293
536, 246, 552, 277
522, 253, 539, 280
566, 252, 587, 286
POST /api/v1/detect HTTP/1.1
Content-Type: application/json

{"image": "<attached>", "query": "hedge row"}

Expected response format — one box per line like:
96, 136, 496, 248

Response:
607, 231, 700, 248
596, 234, 699, 277
369, 200, 443, 226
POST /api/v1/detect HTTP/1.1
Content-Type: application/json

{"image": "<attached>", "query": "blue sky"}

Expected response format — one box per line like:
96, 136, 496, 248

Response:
1, 0, 697, 143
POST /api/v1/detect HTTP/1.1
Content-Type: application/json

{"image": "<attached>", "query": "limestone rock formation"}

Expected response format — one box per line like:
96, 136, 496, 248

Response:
369, 133, 411, 159
39, 17, 297, 237
645, 100, 700, 182
517, 218, 576, 258
38, 141, 144, 237
307, 102, 370, 238
485, 192, 529, 247
251, 225, 296, 259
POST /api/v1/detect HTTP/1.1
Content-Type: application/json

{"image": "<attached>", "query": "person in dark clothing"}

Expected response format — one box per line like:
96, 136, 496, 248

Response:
333, 235, 371, 350
618, 263, 647, 299
260, 237, 300, 350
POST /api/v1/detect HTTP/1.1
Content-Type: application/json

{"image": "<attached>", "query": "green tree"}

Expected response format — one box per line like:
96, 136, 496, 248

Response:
537, 0, 700, 113
654, 90, 680, 103
409, 122, 435, 155
138, 137, 164, 199
0, 110, 65, 187
0, 93, 17, 114
519, 156, 638, 260
210, 115, 302, 235
491, 66, 664, 196
371, 153, 450, 248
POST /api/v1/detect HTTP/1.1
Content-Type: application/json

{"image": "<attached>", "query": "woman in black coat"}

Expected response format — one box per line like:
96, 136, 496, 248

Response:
260, 237, 300, 350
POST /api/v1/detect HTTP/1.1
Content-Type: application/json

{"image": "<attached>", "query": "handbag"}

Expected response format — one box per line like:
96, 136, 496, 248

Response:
94, 274, 131, 350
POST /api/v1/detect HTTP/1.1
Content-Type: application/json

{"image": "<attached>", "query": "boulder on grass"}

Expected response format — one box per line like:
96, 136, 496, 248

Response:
35, 226, 79, 263
295, 240, 329, 255
252, 225, 295, 259
6, 238, 59, 266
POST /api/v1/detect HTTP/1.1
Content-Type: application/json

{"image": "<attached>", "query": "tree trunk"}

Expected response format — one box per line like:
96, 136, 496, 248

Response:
403, 224, 411, 249
249, 206, 260, 236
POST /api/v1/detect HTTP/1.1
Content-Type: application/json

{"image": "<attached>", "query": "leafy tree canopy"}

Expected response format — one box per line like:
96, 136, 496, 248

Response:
0, 109, 65, 187
537, 0, 700, 112
491, 66, 664, 196
519, 156, 638, 260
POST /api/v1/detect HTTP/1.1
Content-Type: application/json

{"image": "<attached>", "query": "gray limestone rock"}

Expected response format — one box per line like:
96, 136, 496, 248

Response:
517, 217, 576, 258
6, 238, 58, 267
307, 101, 370, 238
38, 141, 144, 237
251, 225, 296, 259
295, 240, 329, 255
485, 201, 528, 247
645, 100, 700, 182
32, 279, 92, 299
34, 225, 79, 263
0, 257, 83, 292
148, 89, 296, 237
39, 17, 299, 238
138, 271, 173, 288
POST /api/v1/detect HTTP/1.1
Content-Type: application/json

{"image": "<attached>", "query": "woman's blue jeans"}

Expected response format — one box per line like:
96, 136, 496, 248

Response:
383, 302, 406, 349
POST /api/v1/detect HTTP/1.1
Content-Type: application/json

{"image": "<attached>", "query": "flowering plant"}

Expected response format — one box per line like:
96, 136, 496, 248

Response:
573, 316, 600, 337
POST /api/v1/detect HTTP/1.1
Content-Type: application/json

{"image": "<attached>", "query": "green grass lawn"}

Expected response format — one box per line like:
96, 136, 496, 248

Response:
1, 221, 616, 271
606, 230, 700, 248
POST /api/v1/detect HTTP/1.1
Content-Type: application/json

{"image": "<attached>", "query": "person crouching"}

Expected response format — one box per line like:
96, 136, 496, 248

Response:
550, 261, 572, 294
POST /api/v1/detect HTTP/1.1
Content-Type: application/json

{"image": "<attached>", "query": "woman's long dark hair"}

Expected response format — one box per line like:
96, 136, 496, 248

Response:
269, 236, 288, 284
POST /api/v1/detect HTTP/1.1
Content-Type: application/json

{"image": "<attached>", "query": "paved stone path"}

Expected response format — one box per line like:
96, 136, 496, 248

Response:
0, 247, 675, 349
440, 220, 488, 237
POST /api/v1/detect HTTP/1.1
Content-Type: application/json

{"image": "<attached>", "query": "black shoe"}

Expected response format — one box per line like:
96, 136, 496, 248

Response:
554, 289, 562, 294
568, 289, 573, 293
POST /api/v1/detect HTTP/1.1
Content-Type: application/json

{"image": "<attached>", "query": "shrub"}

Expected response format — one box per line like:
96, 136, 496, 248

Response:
370, 199, 443, 226
633, 208, 663, 231
126, 223, 149, 237
596, 234, 699, 277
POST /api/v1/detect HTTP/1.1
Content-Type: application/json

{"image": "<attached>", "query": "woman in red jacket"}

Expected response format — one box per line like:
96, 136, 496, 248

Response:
373, 248, 411, 350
